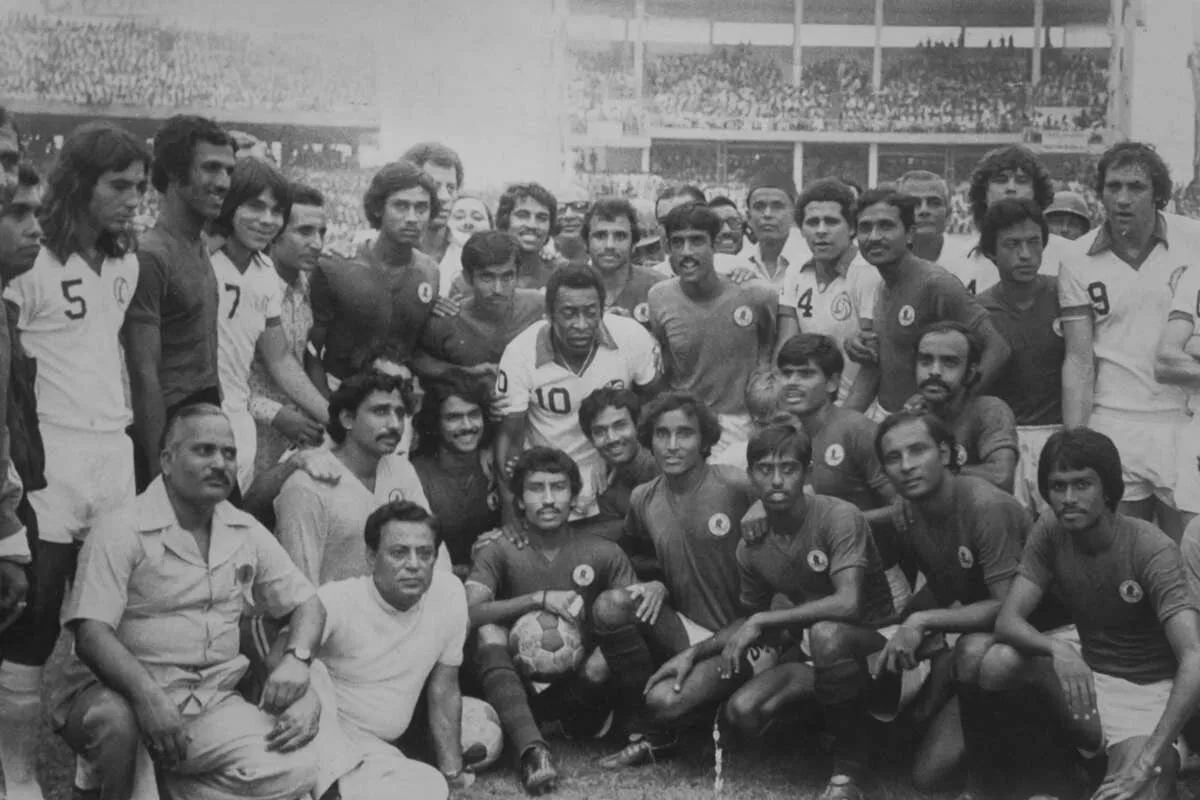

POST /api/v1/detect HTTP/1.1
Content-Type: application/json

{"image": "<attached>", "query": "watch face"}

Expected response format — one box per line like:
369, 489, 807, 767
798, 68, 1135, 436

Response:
290, 647, 312, 663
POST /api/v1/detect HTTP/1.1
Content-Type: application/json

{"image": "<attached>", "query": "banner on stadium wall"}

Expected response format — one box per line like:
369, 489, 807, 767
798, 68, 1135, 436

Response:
1023, 128, 1109, 151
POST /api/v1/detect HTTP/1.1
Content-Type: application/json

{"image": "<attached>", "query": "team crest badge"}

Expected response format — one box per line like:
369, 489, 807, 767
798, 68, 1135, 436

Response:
486, 491, 500, 511
113, 277, 131, 306
1119, 580, 1144, 603
633, 302, 650, 323
955, 444, 968, 468
898, 305, 916, 327
831, 293, 852, 321
572, 564, 596, 588
733, 305, 754, 327
825, 444, 845, 467
806, 549, 830, 573
958, 546, 975, 570
418, 282, 434, 303
708, 513, 732, 537
1052, 317, 1064, 337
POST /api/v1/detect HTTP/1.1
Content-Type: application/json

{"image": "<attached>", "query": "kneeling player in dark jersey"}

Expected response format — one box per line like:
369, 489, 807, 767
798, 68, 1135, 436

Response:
464, 447, 665, 795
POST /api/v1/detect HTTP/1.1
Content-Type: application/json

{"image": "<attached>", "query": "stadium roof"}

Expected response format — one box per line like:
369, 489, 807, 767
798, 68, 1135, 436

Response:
570, 0, 1110, 28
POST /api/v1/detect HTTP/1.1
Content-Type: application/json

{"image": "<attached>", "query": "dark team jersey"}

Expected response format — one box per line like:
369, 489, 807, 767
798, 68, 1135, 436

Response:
978, 276, 1064, 427
604, 265, 667, 328
419, 290, 544, 368
808, 406, 892, 512
948, 396, 1019, 471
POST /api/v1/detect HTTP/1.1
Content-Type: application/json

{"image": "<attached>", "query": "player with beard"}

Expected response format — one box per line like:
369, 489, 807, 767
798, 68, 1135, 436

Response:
211, 158, 327, 494
775, 178, 880, 400
734, 170, 811, 291
410, 370, 501, 576
1062, 142, 1198, 540
977, 199, 1064, 517
308, 162, 441, 395
578, 387, 659, 545
126, 115, 235, 486
416, 231, 543, 381
495, 183, 567, 291
978, 429, 1200, 800
401, 142, 464, 264
649, 204, 777, 468
583, 197, 664, 326
554, 185, 591, 269
708, 197, 746, 257
842, 189, 1010, 420
908, 322, 1018, 493
274, 371, 450, 587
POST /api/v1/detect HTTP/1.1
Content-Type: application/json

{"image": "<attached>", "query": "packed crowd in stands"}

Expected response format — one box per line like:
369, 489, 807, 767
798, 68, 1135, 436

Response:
0, 13, 376, 113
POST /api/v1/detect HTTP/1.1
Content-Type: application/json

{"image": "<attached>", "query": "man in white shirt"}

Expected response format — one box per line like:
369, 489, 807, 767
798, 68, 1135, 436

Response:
732, 169, 811, 293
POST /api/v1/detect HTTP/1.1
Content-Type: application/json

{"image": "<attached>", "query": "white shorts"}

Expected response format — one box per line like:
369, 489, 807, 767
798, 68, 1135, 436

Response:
679, 612, 780, 676
709, 414, 752, 470
1090, 410, 1183, 508
1052, 626, 1172, 748
1174, 415, 1200, 514
226, 407, 258, 494
1015, 425, 1059, 519
31, 426, 135, 545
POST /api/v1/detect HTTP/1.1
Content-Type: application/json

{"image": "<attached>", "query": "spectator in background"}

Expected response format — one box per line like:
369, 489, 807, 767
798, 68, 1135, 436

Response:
1043, 191, 1092, 241
737, 170, 810, 291
654, 184, 706, 228
126, 115, 234, 489
631, 197, 665, 267
555, 184, 592, 269
401, 142, 464, 265
438, 194, 492, 296
708, 196, 745, 256
0, 107, 20, 188
495, 183, 565, 291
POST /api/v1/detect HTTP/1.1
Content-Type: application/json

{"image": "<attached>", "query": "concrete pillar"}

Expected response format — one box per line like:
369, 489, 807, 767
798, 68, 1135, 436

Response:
633, 0, 645, 107
792, 142, 804, 189
872, 0, 884, 92
1032, 0, 1044, 86
792, 0, 804, 87
868, 143, 880, 186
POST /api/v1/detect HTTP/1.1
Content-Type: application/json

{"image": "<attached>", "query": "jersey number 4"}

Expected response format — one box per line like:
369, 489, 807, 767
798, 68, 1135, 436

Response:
796, 288, 814, 318
1086, 281, 1110, 316
535, 387, 572, 414
61, 279, 87, 320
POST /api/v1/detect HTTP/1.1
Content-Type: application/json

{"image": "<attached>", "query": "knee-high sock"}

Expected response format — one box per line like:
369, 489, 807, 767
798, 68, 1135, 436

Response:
814, 657, 869, 782
0, 662, 45, 800
593, 623, 656, 733
475, 644, 544, 758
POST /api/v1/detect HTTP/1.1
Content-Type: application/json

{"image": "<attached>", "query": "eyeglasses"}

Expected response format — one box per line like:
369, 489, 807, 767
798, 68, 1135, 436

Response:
559, 201, 591, 214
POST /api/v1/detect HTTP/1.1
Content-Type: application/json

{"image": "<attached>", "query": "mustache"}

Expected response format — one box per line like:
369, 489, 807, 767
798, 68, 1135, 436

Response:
206, 471, 230, 486
919, 377, 951, 392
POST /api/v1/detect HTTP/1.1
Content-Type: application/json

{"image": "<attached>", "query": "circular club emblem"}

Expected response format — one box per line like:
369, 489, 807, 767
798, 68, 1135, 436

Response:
113, 276, 131, 306
825, 443, 845, 467
958, 546, 975, 570
806, 549, 830, 573
1119, 580, 1144, 604
633, 302, 650, 324
1051, 317, 1064, 338
417, 282, 434, 304
898, 305, 916, 327
572, 564, 596, 588
388, 489, 405, 503
955, 443, 968, 468
486, 491, 500, 511
733, 305, 754, 328
708, 513, 732, 537
831, 292, 852, 322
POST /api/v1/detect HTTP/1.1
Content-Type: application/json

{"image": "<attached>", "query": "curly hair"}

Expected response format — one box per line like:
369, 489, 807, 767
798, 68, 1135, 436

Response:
967, 145, 1055, 229
410, 369, 496, 459
362, 161, 440, 230
637, 392, 723, 459
150, 115, 232, 194
1094, 141, 1173, 211
495, 182, 558, 236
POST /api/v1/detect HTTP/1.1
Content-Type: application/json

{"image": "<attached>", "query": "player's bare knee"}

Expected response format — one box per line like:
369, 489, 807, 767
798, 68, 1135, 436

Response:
646, 682, 688, 723
977, 642, 1025, 691
953, 633, 994, 684
79, 689, 139, 751
579, 648, 610, 685
590, 588, 636, 630
723, 688, 762, 737
807, 620, 854, 663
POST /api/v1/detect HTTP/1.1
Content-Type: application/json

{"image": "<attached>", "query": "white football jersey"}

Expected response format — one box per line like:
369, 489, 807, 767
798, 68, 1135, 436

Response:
938, 232, 1070, 296
212, 251, 283, 413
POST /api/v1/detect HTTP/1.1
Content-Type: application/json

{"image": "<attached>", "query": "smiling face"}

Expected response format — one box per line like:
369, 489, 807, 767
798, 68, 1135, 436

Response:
448, 196, 490, 246
437, 393, 484, 455
588, 405, 639, 467
509, 196, 552, 253
230, 188, 286, 253
180, 140, 235, 221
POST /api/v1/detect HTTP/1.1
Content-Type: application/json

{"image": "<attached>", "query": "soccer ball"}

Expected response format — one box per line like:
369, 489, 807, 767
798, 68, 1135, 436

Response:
508, 610, 586, 682
460, 697, 503, 772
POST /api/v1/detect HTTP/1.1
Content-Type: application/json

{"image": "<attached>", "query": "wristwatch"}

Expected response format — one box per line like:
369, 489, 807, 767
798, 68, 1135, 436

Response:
285, 646, 313, 665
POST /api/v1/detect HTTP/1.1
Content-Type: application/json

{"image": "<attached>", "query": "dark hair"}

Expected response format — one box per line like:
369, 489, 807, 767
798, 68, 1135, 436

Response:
40, 123, 151, 263
777, 333, 845, 381
289, 182, 324, 208
746, 419, 813, 469
496, 183, 558, 234
979, 198, 1049, 259
855, 188, 917, 232
410, 369, 496, 459
1037, 428, 1124, 511
545, 264, 606, 317
0, 163, 40, 213
582, 196, 641, 247
656, 184, 706, 213
638, 392, 723, 459
840, 177, 863, 196
363, 160, 440, 230
896, 170, 949, 198
363, 500, 441, 553
160, 402, 228, 453
461, 230, 519, 280
968, 145, 1055, 228
1094, 141, 1173, 211
151, 115, 233, 194
796, 177, 858, 231
708, 196, 739, 213
661, 202, 721, 242
578, 386, 642, 441
401, 142, 464, 190
916, 320, 983, 369
213, 157, 292, 241
327, 372, 408, 444
874, 409, 956, 464
508, 446, 582, 502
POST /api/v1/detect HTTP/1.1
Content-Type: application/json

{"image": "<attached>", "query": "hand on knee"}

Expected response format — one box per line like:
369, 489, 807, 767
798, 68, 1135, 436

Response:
590, 589, 637, 632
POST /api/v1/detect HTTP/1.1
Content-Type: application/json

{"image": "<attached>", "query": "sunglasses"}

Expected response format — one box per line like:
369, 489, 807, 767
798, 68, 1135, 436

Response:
559, 201, 591, 214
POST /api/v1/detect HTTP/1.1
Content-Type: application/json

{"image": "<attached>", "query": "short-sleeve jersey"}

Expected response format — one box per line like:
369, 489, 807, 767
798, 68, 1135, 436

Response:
466, 532, 636, 615
212, 251, 282, 414
648, 277, 777, 416
626, 464, 754, 631
310, 247, 440, 381
898, 476, 1026, 609
605, 265, 666, 327
872, 257, 989, 413
496, 316, 660, 517
939, 234, 1070, 296
411, 450, 500, 567
126, 224, 220, 409
1058, 215, 1197, 415
808, 406, 891, 511
978, 276, 1064, 426
779, 256, 880, 398
736, 494, 895, 624
596, 446, 660, 523
1167, 261, 1200, 415
3, 247, 138, 433
948, 396, 1019, 471
419, 290, 544, 368
1020, 513, 1196, 683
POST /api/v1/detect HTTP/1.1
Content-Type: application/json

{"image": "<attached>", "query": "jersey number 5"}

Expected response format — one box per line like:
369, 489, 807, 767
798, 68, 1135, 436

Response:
61, 279, 87, 320
1086, 281, 1110, 316
224, 283, 242, 319
796, 288, 814, 318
